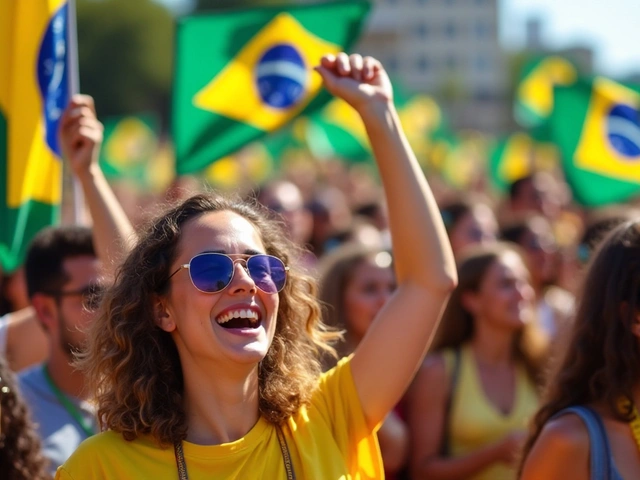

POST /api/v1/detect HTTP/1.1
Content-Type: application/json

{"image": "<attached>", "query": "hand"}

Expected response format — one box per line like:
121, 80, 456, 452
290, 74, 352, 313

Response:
59, 94, 104, 179
315, 53, 393, 114
496, 431, 528, 464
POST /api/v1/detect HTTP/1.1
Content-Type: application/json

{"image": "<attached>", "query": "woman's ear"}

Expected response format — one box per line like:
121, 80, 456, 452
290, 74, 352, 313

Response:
461, 290, 480, 316
153, 296, 175, 332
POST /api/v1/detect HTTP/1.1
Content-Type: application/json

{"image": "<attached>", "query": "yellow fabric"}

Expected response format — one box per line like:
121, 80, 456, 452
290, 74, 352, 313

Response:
55, 356, 383, 480
0, 0, 64, 207
442, 345, 538, 480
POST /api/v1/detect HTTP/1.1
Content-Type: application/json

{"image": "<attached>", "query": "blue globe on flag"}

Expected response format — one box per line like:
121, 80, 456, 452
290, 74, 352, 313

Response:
607, 104, 640, 158
256, 44, 307, 109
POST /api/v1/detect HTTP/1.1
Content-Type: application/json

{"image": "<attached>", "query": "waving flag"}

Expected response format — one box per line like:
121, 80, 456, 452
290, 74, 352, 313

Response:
0, 0, 70, 272
550, 77, 640, 206
172, 0, 370, 175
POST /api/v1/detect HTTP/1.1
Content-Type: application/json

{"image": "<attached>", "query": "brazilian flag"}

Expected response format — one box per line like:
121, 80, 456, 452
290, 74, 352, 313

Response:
0, 0, 69, 272
550, 77, 640, 206
514, 56, 578, 130
488, 133, 534, 192
99, 114, 160, 187
172, 0, 370, 175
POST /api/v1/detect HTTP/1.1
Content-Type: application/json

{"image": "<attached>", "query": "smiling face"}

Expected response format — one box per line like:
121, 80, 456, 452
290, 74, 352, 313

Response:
159, 210, 280, 367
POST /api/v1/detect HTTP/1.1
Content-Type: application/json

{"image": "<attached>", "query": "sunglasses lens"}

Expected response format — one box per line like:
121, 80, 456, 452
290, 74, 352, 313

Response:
189, 254, 234, 293
247, 255, 287, 294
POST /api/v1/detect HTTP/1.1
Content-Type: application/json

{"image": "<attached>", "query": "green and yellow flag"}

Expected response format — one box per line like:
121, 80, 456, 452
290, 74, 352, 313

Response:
0, 0, 70, 272
173, 1, 370, 175
515, 56, 578, 130
99, 114, 160, 187
550, 77, 640, 206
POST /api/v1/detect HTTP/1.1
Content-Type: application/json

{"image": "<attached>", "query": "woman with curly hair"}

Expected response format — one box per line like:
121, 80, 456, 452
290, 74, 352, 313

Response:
55, 52, 457, 479
406, 243, 548, 480
0, 358, 50, 480
520, 221, 640, 480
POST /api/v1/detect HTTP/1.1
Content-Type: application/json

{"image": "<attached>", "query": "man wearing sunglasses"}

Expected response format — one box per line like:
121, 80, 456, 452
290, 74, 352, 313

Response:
17, 95, 135, 475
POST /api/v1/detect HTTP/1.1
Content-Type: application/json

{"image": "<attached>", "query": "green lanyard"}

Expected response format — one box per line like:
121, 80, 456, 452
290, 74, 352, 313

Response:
42, 365, 96, 438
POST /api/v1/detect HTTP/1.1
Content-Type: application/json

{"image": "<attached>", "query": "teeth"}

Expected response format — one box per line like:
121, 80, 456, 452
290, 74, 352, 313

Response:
216, 309, 259, 324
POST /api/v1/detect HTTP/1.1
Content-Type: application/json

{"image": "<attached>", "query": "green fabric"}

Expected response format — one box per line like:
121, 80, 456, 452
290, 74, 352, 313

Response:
172, 0, 370, 175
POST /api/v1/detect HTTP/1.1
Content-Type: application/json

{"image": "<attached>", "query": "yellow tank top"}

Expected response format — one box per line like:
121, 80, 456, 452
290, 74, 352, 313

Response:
442, 345, 539, 480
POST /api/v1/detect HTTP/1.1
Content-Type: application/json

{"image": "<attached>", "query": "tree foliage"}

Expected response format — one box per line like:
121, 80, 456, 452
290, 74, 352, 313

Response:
76, 0, 174, 119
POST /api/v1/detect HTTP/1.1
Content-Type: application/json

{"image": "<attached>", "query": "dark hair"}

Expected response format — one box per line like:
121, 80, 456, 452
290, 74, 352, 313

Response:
431, 242, 548, 385
521, 221, 640, 466
508, 175, 534, 201
439, 194, 493, 235
24, 226, 95, 298
80, 193, 339, 445
0, 358, 50, 480
578, 206, 640, 264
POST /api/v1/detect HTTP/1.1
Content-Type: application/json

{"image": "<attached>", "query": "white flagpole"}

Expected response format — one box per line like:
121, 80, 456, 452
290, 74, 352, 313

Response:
67, 0, 85, 225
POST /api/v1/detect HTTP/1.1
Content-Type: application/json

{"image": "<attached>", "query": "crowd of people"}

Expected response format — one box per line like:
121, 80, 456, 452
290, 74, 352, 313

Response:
1, 53, 640, 479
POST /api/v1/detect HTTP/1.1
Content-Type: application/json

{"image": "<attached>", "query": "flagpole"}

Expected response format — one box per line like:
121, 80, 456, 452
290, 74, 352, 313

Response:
67, 0, 86, 225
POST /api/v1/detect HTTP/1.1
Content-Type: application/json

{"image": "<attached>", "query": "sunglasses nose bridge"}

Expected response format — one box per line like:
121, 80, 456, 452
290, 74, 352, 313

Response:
228, 258, 256, 291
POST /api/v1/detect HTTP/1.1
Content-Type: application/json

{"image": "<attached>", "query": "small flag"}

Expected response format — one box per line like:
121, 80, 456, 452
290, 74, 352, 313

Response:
0, 0, 70, 272
515, 56, 578, 129
549, 77, 640, 206
172, 1, 370, 175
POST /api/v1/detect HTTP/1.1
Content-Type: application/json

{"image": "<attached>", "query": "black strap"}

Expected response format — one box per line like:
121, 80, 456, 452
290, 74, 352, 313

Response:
440, 348, 461, 457
174, 425, 295, 480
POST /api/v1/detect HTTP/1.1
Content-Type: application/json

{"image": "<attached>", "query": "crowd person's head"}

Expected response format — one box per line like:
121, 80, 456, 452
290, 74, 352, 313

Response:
81, 193, 339, 444
0, 358, 50, 480
520, 220, 640, 468
508, 172, 563, 220
432, 242, 546, 383
439, 195, 498, 259
307, 186, 354, 257
257, 179, 314, 248
0, 268, 30, 316
318, 243, 395, 361
501, 215, 559, 293
25, 226, 100, 359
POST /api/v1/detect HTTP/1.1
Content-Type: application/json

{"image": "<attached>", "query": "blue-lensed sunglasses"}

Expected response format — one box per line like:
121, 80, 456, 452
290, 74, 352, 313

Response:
168, 253, 289, 294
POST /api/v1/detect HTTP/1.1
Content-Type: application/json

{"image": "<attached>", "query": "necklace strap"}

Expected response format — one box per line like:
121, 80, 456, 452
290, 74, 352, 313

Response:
42, 365, 95, 438
174, 425, 295, 480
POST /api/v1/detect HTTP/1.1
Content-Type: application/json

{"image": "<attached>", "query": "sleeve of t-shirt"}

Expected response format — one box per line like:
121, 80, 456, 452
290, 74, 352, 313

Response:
311, 355, 382, 476
55, 467, 75, 480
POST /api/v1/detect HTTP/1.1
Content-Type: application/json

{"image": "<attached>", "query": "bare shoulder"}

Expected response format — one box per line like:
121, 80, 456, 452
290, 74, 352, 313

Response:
522, 413, 590, 480
408, 353, 448, 397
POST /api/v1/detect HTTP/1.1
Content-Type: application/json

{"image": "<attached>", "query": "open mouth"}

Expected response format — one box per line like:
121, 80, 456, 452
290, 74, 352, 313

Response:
216, 309, 261, 329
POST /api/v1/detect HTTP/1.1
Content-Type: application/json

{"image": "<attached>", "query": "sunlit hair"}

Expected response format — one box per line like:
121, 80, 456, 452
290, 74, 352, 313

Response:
0, 359, 50, 480
317, 242, 393, 363
430, 242, 548, 385
79, 193, 340, 445
520, 220, 640, 469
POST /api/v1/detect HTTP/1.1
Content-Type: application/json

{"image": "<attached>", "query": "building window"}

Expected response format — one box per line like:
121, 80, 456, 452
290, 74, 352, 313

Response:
416, 55, 430, 73
474, 55, 491, 71
415, 23, 429, 39
444, 21, 456, 39
475, 21, 491, 39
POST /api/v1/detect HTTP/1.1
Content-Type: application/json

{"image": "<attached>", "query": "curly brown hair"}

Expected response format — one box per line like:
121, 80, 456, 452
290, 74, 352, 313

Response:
79, 193, 340, 445
430, 242, 549, 386
520, 220, 640, 467
0, 359, 50, 480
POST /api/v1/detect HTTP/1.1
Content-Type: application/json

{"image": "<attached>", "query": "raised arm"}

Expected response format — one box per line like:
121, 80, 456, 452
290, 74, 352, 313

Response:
59, 95, 136, 276
316, 53, 457, 428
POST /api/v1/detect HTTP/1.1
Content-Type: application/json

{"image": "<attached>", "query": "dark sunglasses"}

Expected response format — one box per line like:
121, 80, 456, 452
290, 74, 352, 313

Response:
43, 284, 105, 312
169, 253, 289, 294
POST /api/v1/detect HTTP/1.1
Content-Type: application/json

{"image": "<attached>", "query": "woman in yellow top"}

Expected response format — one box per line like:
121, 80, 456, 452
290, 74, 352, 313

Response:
406, 243, 548, 480
54, 53, 457, 480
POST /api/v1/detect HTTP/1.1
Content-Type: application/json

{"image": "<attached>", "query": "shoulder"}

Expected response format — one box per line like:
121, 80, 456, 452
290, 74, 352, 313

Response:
17, 364, 46, 392
522, 412, 590, 479
63, 431, 148, 465
407, 353, 448, 399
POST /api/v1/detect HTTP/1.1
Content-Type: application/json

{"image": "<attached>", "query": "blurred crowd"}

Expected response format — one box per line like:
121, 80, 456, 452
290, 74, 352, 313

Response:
1, 90, 640, 480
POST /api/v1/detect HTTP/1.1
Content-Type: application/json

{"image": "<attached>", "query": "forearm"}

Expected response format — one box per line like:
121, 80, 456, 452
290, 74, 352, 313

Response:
76, 165, 136, 274
413, 442, 504, 480
359, 102, 456, 291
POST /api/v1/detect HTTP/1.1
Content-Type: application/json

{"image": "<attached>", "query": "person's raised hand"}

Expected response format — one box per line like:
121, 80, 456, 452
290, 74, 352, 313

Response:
58, 94, 104, 180
315, 53, 393, 115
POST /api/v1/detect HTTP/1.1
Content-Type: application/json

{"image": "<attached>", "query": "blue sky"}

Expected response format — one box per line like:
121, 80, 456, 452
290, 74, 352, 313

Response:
500, 0, 640, 77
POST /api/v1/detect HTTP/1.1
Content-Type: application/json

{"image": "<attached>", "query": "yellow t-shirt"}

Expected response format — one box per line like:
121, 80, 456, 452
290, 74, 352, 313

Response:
55, 356, 383, 480
443, 345, 539, 480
